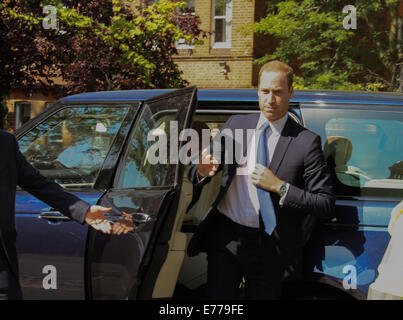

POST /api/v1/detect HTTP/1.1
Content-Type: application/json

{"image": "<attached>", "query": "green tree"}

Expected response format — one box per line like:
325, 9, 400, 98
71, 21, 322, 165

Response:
252, 0, 402, 91
0, 0, 206, 98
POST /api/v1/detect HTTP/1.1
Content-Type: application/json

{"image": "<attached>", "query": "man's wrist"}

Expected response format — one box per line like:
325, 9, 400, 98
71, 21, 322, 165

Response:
276, 180, 289, 197
196, 167, 206, 180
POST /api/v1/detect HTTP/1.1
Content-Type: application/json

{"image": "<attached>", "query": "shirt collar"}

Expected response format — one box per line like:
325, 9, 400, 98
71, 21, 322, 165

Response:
256, 112, 288, 135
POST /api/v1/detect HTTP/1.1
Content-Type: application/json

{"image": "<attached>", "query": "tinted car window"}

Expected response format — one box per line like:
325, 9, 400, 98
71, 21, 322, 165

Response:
303, 107, 403, 195
19, 106, 129, 189
116, 93, 193, 188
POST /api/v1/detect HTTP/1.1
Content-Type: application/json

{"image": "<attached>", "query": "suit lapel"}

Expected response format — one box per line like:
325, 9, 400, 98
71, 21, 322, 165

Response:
222, 114, 258, 188
242, 114, 260, 157
269, 117, 294, 175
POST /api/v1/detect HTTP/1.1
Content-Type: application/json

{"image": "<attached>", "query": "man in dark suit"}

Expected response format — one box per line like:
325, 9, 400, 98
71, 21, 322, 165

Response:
0, 129, 131, 300
188, 61, 335, 299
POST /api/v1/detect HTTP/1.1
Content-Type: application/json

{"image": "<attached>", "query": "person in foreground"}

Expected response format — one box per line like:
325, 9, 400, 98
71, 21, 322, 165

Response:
367, 200, 403, 300
188, 60, 335, 299
0, 129, 133, 300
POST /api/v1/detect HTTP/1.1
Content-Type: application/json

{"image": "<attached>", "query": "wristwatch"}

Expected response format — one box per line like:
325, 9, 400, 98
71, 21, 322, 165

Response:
279, 182, 289, 197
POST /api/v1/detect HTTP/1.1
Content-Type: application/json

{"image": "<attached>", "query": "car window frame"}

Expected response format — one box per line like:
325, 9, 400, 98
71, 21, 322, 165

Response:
195, 101, 303, 123
300, 102, 403, 200
15, 102, 139, 191
112, 87, 198, 191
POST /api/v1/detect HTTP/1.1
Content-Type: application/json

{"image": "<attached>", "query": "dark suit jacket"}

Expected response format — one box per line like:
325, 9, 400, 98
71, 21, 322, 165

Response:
187, 114, 335, 280
0, 130, 90, 281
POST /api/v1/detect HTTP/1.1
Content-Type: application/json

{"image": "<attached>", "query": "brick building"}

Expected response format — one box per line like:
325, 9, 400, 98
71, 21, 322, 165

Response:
3, 87, 61, 133
171, 0, 271, 89
132, 0, 270, 89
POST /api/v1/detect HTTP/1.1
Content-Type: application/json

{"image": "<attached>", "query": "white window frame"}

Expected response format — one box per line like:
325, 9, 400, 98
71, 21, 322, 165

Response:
15, 101, 31, 130
212, 0, 232, 49
175, 0, 196, 50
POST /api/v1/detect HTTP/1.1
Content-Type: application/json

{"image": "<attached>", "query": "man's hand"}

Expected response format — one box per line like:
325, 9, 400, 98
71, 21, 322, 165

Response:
84, 205, 113, 234
250, 164, 284, 195
197, 148, 219, 179
111, 212, 135, 235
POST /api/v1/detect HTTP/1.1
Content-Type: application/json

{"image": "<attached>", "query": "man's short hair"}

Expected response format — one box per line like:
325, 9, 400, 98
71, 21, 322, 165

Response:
258, 60, 294, 90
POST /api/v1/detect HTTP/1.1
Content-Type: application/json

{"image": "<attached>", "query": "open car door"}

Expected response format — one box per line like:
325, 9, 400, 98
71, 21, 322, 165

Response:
88, 86, 197, 299
15, 104, 133, 299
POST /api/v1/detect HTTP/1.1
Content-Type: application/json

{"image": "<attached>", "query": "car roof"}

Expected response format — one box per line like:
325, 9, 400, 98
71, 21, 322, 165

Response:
60, 88, 403, 106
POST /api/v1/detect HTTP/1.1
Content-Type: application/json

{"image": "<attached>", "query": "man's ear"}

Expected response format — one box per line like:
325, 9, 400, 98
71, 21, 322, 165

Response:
289, 86, 294, 98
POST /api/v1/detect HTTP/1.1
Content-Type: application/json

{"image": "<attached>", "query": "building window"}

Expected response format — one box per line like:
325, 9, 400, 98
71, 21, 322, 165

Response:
15, 102, 31, 129
212, 0, 232, 49
175, 0, 196, 50
143, 1, 196, 49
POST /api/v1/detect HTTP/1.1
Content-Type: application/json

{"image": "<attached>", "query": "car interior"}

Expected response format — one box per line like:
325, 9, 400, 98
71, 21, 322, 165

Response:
149, 114, 229, 299
323, 135, 371, 187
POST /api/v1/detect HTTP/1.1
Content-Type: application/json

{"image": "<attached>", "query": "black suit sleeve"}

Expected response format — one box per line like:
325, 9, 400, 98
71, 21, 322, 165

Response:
187, 116, 236, 212
282, 135, 335, 219
13, 136, 90, 224
188, 115, 234, 187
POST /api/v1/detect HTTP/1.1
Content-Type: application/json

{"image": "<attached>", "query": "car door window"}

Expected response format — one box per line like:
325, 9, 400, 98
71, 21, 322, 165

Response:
303, 107, 403, 195
116, 92, 195, 188
18, 106, 129, 189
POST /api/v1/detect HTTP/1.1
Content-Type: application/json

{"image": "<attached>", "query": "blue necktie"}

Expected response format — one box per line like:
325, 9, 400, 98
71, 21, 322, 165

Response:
256, 123, 277, 235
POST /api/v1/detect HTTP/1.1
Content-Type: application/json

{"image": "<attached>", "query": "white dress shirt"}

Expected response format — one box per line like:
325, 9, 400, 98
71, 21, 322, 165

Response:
217, 113, 289, 228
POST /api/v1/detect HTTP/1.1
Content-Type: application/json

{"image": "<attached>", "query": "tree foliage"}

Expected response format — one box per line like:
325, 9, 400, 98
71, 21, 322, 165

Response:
252, 0, 402, 91
0, 0, 206, 98
1, 0, 57, 97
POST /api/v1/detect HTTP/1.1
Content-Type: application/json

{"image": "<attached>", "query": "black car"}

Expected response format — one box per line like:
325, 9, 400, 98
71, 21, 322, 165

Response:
15, 87, 403, 299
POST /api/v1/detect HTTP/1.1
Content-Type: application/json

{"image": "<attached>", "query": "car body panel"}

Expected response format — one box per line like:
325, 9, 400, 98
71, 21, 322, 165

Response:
15, 191, 101, 299
298, 104, 403, 299
87, 87, 198, 299
61, 89, 403, 106
88, 188, 175, 299
304, 200, 394, 299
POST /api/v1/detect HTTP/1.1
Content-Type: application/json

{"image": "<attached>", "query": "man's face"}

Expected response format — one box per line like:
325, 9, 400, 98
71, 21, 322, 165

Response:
258, 71, 293, 122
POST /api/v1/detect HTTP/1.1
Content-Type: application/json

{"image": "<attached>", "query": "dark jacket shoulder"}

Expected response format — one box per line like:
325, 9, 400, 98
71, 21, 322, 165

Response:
0, 129, 16, 143
224, 113, 259, 129
284, 116, 320, 142
0, 130, 17, 155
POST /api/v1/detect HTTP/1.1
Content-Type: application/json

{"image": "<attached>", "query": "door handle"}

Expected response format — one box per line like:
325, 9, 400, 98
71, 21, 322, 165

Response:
107, 212, 152, 224
39, 211, 71, 222
132, 212, 151, 224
